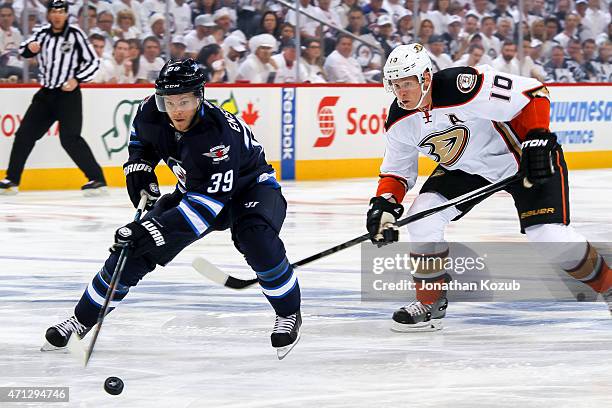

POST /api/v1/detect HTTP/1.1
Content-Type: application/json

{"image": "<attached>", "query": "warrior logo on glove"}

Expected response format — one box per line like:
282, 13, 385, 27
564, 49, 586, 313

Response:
117, 227, 132, 238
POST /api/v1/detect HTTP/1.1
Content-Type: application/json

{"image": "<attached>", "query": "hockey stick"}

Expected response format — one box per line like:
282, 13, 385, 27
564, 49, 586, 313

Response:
74, 195, 149, 366
193, 173, 523, 290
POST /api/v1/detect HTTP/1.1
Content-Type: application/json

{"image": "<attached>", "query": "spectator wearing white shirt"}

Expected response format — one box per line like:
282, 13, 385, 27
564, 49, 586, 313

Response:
136, 36, 165, 83
114, 9, 141, 40
272, 39, 308, 83
453, 43, 489, 67
0, 4, 23, 78
185, 14, 216, 58
313, 0, 342, 35
236, 33, 277, 83
324, 34, 365, 83
383, 0, 409, 25
583, 0, 611, 40
491, 41, 520, 75
286, 0, 320, 39
223, 34, 247, 82
171, 0, 193, 35
300, 38, 327, 83
90, 10, 115, 56
144, 13, 167, 44
471, 0, 491, 21
426, 0, 451, 35
112, 0, 146, 34
427, 35, 453, 72
480, 16, 501, 60
97, 39, 135, 83
213, 7, 234, 38
520, 39, 545, 81
553, 13, 579, 48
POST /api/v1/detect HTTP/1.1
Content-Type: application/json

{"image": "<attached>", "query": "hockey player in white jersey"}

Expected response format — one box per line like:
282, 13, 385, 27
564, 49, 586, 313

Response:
366, 43, 612, 331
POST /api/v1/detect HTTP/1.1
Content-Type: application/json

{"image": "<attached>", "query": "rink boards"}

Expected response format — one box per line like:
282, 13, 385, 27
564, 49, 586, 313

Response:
0, 83, 610, 190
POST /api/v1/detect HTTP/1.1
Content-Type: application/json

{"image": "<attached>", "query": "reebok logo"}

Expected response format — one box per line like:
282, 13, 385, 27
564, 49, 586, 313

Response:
522, 139, 548, 148
124, 163, 153, 175
142, 221, 165, 246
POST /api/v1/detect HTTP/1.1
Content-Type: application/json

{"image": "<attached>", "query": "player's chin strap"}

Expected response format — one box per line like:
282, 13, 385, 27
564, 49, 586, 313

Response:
193, 172, 524, 290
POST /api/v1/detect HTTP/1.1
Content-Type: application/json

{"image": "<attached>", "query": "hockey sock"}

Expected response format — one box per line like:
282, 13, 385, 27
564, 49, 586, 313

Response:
411, 249, 451, 305
256, 257, 300, 317
74, 266, 130, 327
564, 243, 612, 293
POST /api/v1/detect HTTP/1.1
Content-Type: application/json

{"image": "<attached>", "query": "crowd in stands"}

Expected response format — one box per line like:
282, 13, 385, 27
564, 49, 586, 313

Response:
0, 0, 610, 84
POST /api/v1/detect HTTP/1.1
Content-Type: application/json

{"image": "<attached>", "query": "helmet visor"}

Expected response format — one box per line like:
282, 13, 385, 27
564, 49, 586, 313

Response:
155, 92, 200, 113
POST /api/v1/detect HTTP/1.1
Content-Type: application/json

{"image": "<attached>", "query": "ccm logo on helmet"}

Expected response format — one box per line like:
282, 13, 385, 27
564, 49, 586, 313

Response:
521, 139, 549, 148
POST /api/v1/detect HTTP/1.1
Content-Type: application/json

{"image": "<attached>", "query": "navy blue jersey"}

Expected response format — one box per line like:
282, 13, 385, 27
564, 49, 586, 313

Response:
128, 96, 276, 237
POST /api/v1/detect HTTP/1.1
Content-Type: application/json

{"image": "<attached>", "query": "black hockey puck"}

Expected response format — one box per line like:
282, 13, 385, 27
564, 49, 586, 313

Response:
576, 292, 586, 301
104, 377, 124, 395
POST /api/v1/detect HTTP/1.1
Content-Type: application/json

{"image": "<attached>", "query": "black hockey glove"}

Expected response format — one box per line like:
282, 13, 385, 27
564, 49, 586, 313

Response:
366, 196, 404, 246
520, 130, 557, 188
154, 188, 184, 212
114, 219, 166, 257
123, 159, 160, 209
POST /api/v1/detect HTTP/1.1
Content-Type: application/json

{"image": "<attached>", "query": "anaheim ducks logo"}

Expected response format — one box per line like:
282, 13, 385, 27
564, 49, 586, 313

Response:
418, 126, 470, 166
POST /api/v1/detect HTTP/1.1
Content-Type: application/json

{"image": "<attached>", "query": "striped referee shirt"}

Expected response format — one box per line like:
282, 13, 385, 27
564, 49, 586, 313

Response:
19, 23, 99, 89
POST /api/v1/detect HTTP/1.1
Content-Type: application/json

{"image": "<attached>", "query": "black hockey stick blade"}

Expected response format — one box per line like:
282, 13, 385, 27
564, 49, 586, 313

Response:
193, 173, 522, 290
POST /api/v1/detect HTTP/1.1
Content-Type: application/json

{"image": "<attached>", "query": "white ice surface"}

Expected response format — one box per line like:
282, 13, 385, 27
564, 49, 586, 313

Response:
0, 170, 611, 408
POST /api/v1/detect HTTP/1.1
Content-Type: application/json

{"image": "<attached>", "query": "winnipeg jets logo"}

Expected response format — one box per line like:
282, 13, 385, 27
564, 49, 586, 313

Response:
203, 145, 230, 163
419, 126, 470, 166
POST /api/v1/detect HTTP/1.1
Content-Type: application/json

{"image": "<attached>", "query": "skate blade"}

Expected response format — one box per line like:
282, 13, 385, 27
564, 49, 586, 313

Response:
391, 319, 443, 333
40, 341, 67, 352
0, 188, 18, 196
82, 187, 108, 197
276, 331, 301, 360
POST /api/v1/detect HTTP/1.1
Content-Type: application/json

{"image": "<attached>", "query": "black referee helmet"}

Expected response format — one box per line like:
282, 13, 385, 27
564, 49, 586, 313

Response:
47, 0, 68, 11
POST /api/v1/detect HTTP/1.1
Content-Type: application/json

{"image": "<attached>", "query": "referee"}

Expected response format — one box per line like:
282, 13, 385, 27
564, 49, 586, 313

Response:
0, 0, 107, 196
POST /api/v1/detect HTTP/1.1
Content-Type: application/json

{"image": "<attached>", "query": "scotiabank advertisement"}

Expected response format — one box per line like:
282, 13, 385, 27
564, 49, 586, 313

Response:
296, 87, 394, 160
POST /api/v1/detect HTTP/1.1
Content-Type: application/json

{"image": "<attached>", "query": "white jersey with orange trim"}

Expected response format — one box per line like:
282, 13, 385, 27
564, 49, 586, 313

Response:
380, 65, 550, 195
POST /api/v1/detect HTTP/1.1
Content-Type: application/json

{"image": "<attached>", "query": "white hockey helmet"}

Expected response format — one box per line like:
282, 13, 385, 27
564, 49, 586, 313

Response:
383, 43, 433, 110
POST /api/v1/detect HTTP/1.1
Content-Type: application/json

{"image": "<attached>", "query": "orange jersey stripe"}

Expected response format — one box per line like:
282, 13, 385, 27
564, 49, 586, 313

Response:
509, 97, 551, 141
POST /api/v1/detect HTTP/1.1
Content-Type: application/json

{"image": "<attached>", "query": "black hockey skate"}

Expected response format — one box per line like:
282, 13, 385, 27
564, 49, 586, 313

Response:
271, 311, 301, 360
391, 297, 448, 332
81, 180, 108, 197
0, 178, 18, 195
41, 316, 92, 351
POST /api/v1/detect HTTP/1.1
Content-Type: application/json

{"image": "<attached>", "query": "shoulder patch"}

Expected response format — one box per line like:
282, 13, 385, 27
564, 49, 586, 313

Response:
432, 67, 483, 108
456, 73, 478, 93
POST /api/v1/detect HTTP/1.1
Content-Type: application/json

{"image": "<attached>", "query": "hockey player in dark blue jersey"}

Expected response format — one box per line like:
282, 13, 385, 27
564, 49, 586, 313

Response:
42, 59, 301, 359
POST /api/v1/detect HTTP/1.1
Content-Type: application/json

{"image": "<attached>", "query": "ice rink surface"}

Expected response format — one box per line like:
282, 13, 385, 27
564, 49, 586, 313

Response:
1, 170, 611, 408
